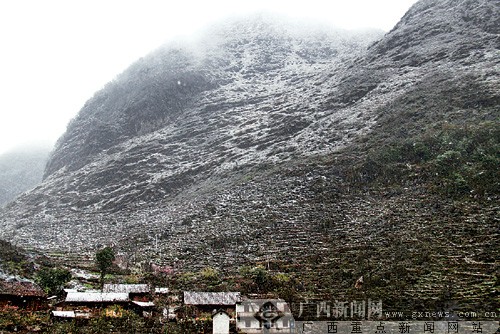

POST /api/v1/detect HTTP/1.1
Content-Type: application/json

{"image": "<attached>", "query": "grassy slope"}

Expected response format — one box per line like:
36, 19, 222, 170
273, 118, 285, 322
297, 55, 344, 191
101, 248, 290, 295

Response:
289, 72, 499, 317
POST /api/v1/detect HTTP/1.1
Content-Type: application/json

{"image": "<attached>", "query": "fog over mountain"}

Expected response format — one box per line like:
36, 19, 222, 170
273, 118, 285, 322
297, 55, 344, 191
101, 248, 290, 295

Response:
0, 144, 52, 207
0, 0, 498, 314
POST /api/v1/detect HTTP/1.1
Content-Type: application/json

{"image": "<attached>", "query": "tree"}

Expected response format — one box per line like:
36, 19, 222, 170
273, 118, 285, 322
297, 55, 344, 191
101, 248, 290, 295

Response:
95, 247, 115, 289
35, 267, 71, 295
253, 265, 271, 292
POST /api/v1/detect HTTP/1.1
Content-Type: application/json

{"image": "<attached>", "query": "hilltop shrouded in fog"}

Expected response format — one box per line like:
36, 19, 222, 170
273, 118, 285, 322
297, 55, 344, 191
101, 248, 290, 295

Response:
0, 144, 52, 207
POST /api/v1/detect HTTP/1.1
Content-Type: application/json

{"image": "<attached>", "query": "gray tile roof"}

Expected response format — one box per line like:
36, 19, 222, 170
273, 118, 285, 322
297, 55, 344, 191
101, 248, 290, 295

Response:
102, 284, 149, 294
65, 292, 129, 303
0, 280, 46, 297
184, 292, 241, 305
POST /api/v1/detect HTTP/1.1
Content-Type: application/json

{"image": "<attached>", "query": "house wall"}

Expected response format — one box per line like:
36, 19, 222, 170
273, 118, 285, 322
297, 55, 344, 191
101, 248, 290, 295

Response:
0, 295, 47, 311
129, 292, 150, 302
186, 305, 235, 319
213, 312, 230, 334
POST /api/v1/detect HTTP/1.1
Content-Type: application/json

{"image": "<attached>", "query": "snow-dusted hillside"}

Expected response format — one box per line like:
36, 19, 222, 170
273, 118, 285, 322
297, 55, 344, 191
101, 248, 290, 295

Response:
11, 16, 383, 215
1, 0, 498, 250
44, 16, 379, 178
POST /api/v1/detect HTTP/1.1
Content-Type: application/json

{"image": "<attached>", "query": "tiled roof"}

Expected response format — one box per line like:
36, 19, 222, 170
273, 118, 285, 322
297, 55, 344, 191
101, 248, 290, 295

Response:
65, 292, 129, 303
0, 281, 46, 297
184, 292, 241, 305
102, 284, 149, 294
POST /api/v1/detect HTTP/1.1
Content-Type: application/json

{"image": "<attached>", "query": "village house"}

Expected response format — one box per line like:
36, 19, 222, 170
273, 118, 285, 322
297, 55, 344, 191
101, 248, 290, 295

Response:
102, 283, 150, 301
54, 291, 130, 318
0, 280, 47, 311
53, 284, 167, 319
103, 284, 158, 317
236, 298, 294, 333
183, 291, 241, 319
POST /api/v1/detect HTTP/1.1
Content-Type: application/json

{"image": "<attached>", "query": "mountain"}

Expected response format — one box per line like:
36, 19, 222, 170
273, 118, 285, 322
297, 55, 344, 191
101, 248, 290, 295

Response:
0, 144, 52, 207
1, 0, 498, 314
43, 17, 381, 180
5, 15, 383, 217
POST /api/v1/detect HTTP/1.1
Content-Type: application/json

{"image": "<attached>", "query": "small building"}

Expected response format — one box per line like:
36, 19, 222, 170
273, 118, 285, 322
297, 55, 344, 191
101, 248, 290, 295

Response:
60, 292, 130, 318
183, 291, 241, 319
213, 310, 230, 334
236, 299, 294, 333
102, 284, 150, 301
0, 280, 47, 311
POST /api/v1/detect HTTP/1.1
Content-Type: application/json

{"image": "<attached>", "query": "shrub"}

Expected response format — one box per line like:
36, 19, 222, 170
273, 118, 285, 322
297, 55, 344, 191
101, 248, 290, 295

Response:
35, 267, 71, 295
352, 121, 499, 198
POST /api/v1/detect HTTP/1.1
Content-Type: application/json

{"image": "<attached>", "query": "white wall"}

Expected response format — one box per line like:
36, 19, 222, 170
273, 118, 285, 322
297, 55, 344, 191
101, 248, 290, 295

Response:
213, 311, 230, 334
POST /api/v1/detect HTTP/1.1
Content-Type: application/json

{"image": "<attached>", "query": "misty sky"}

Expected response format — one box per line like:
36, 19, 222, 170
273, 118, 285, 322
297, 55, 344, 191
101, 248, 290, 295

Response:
0, 0, 418, 155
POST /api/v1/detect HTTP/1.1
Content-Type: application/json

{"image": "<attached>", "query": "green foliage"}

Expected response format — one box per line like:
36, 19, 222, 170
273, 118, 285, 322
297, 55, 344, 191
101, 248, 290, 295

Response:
163, 322, 187, 334
49, 321, 77, 334
176, 318, 211, 333
41, 308, 160, 333
95, 246, 115, 288
238, 265, 253, 277
0, 306, 20, 331
88, 314, 114, 334
239, 265, 273, 293
35, 267, 71, 295
354, 121, 499, 198
0, 239, 35, 277
238, 265, 298, 297
200, 266, 218, 280
251, 265, 271, 292
0, 309, 49, 332
123, 274, 141, 284
96, 247, 115, 273
0, 239, 26, 263
273, 272, 291, 283
177, 271, 196, 286
199, 266, 220, 289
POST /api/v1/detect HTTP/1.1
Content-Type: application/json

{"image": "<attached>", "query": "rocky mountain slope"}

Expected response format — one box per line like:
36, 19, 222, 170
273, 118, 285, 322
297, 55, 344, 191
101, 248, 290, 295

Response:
4, 16, 384, 216
0, 145, 51, 207
0, 0, 498, 314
